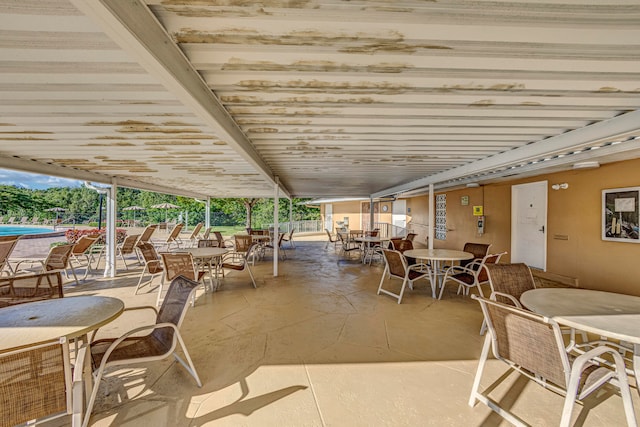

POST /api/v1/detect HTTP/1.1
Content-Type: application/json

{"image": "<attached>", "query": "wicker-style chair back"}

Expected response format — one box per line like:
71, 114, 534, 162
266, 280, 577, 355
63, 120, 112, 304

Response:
161, 252, 198, 282
470, 295, 637, 427
187, 223, 203, 244
483, 297, 566, 386
485, 263, 535, 304
234, 234, 253, 252
201, 227, 211, 240
138, 224, 157, 243
44, 244, 74, 272
119, 234, 140, 255
461, 243, 491, 267
71, 235, 99, 255
137, 242, 163, 274
391, 239, 413, 253
0, 236, 20, 275
197, 239, 220, 248
382, 249, 407, 279
213, 231, 226, 247
0, 338, 76, 427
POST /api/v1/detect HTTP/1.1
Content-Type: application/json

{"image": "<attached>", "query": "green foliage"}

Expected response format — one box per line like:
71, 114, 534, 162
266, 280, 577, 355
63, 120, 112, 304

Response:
0, 184, 319, 227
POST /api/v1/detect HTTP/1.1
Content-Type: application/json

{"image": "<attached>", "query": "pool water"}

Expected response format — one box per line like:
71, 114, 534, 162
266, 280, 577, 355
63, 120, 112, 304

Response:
0, 225, 55, 236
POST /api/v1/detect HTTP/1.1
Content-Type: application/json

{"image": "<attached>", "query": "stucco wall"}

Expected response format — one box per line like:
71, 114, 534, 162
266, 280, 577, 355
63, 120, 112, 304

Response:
431, 158, 640, 295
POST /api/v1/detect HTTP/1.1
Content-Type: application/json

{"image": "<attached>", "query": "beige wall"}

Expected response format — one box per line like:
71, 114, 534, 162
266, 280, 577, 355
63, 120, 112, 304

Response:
433, 158, 640, 295
324, 158, 640, 295
322, 201, 362, 232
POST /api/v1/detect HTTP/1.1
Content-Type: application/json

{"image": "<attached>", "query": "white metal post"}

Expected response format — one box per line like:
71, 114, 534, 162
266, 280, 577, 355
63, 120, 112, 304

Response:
205, 197, 211, 229
273, 177, 280, 276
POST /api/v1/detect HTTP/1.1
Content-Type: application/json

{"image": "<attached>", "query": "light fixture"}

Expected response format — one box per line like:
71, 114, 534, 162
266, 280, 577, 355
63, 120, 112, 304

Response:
573, 161, 600, 169
551, 183, 569, 190
466, 183, 480, 188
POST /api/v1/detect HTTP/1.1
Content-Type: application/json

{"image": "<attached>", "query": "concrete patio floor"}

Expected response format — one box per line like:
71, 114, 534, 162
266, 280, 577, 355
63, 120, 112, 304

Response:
31, 234, 638, 427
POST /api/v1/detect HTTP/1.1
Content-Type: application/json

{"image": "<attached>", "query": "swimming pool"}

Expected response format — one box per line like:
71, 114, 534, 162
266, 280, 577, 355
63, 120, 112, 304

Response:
0, 225, 56, 236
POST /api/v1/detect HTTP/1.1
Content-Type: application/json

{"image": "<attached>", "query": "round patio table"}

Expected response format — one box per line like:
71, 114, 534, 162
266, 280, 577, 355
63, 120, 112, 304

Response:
402, 249, 474, 298
182, 247, 228, 291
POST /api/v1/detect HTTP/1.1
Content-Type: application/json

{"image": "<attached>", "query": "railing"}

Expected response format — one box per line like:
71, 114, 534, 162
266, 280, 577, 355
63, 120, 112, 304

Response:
372, 222, 408, 239
268, 220, 324, 233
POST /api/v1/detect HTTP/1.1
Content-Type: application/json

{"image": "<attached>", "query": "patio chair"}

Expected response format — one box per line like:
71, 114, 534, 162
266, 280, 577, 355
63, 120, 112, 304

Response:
264, 232, 287, 260
460, 242, 491, 268
377, 248, 433, 304
186, 222, 203, 247
68, 234, 100, 282
485, 262, 535, 306
282, 229, 295, 248
213, 231, 233, 248
19, 216, 29, 224
1, 337, 86, 427
221, 241, 259, 288
0, 235, 21, 276
116, 234, 141, 270
325, 229, 338, 251
5, 217, 16, 224
337, 232, 360, 258
162, 222, 184, 250
136, 224, 157, 245
159, 252, 206, 306
405, 232, 417, 241
234, 234, 253, 253
201, 226, 211, 240
13, 244, 77, 284
83, 276, 202, 427
438, 251, 507, 300
469, 295, 637, 427
197, 238, 220, 248
134, 242, 164, 295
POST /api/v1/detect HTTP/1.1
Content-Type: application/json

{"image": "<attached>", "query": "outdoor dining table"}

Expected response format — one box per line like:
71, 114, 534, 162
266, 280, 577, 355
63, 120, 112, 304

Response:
181, 247, 228, 291
521, 287, 640, 397
354, 236, 390, 264
402, 249, 474, 298
0, 295, 124, 419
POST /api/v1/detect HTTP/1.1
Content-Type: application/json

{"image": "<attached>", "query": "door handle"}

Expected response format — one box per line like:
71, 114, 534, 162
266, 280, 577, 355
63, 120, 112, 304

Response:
539, 225, 545, 233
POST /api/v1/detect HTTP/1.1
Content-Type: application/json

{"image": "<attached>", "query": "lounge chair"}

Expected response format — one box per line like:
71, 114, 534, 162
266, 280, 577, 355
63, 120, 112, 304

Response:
13, 244, 77, 284
186, 222, 203, 247
0, 235, 21, 276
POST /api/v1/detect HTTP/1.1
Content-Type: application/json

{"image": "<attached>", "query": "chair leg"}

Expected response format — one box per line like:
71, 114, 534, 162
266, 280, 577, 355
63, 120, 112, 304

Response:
173, 331, 203, 387
468, 333, 492, 407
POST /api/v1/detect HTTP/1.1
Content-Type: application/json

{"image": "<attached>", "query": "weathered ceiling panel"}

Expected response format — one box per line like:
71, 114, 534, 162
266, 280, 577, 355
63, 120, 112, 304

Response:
1, 0, 640, 198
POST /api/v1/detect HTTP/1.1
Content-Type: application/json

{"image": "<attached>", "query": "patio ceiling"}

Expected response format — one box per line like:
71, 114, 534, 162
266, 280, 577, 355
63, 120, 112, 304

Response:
1, 0, 640, 199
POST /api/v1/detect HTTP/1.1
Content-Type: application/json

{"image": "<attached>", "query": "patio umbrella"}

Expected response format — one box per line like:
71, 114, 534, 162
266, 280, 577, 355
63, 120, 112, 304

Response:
45, 207, 66, 223
122, 205, 145, 223
151, 202, 180, 222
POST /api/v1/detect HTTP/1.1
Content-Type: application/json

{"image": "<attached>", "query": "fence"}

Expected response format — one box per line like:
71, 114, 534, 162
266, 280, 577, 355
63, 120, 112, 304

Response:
268, 220, 324, 234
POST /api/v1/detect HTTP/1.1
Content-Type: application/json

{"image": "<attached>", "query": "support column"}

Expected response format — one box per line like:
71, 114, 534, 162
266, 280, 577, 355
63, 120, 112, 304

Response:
205, 197, 211, 229
105, 179, 117, 277
273, 177, 280, 277
369, 198, 375, 231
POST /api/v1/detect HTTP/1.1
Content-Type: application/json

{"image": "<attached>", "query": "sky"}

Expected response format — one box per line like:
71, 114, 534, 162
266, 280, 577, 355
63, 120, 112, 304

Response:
0, 169, 83, 190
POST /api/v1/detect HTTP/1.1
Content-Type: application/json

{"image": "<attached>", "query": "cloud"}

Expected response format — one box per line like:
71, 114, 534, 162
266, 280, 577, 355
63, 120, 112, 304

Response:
0, 169, 82, 189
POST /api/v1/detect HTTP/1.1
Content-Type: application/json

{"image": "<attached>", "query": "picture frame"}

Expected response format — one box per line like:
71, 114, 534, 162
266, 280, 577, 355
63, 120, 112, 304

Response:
602, 186, 640, 243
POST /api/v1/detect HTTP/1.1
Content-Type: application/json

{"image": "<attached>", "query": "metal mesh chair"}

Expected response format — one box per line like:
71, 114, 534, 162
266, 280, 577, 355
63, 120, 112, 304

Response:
116, 234, 141, 270
84, 276, 202, 427
221, 241, 259, 288
134, 242, 164, 295
438, 251, 507, 299
0, 235, 21, 276
469, 295, 637, 427
159, 252, 206, 306
377, 248, 433, 304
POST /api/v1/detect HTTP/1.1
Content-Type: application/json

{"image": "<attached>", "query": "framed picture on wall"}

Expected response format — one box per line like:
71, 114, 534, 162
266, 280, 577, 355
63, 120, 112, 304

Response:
602, 187, 640, 243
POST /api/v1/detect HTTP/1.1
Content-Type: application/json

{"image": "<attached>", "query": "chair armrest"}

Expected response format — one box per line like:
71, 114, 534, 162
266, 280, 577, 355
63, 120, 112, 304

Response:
90, 305, 158, 341
96, 322, 179, 369
489, 291, 522, 307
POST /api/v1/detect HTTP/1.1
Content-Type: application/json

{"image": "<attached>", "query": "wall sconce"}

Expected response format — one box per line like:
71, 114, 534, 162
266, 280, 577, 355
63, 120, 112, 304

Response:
551, 183, 569, 190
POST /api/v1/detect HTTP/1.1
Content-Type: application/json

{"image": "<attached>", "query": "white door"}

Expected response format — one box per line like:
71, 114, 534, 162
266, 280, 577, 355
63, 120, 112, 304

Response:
511, 181, 547, 270
392, 200, 406, 230
324, 204, 333, 232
